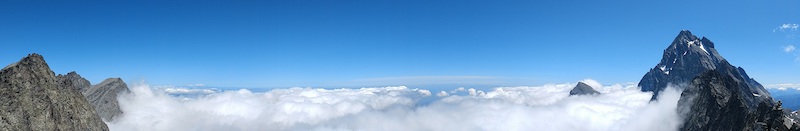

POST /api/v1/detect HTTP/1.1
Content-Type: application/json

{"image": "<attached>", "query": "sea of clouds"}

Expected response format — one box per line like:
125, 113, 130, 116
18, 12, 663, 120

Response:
106, 79, 683, 131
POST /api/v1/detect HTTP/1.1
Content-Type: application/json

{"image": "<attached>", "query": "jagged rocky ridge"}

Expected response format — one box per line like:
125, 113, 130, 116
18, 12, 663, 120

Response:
83, 77, 130, 121
639, 30, 798, 130
639, 30, 770, 101
0, 54, 109, 130
569, 82, 600, 96
680, 70, 797, 130
57, 72, 91, 94
58, 72, 130, 121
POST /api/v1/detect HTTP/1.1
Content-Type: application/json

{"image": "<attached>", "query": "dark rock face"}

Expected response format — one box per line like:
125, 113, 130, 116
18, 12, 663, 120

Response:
57, 72, 91, 94
638, 31, 798, 130
57, 71, 129, 121
638, 30, 770, 101
788, 111, 800, 130
83, 78, 130, 121
0, 54, 109, 130
569, 82, 600, 96
678, 70, 792, 131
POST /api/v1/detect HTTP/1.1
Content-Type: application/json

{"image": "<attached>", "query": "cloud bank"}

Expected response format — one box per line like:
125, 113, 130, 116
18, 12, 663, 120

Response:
107, 80, 683, 131
766, 83, 800, 91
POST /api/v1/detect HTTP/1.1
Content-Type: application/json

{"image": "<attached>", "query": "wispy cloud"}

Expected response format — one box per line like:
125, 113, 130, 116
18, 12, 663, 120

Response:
775, 23, 799, 32
776, 22, 800, 63
785, 45, 796, 53
783, 45, 800, 63
781, 23, 799, 30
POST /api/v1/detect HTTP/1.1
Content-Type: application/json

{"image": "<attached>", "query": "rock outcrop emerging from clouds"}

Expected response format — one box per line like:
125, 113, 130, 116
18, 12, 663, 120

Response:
638, 30, 770, 101
638, 30, 798, 130
83, 77, 130, 121
58, 72, 130, 121
569, 82, 600, 96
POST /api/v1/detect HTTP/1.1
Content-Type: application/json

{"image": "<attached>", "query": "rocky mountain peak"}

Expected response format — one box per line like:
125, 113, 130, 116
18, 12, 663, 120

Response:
2, 53, 50, 73
639, 30, 729, 98
700, 36, 715, 48
636, 31, 793, 130
569, 82, 600, 96
84, 77, 130, 121
0, 53, 109, 130
57, 71, 91, 93
676, 30, 697, 41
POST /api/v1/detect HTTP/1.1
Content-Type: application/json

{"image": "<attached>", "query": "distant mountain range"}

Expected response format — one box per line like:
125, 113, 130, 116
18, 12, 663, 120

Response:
770, 89, 800, 110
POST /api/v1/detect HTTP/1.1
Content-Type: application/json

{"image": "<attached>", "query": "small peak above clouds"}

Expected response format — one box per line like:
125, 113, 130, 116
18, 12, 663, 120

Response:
569, 82, 600, 96
579, 79, 603, 89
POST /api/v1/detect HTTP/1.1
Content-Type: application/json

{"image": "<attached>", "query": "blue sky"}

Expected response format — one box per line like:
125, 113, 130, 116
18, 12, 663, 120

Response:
1, 0, 798, 88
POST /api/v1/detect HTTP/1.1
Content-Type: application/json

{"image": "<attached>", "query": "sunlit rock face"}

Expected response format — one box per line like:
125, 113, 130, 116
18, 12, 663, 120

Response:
0, 54, 108, 130
83, 77, 130, 121
58, 70, 131, 122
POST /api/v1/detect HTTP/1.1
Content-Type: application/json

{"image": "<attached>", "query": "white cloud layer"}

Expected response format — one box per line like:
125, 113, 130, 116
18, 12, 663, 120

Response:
766, 83, 800, 91
107, 80, 684, 131
153, 86, 220, 96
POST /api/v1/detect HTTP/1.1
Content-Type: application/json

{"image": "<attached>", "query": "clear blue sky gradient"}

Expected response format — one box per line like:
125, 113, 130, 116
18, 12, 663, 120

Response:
1, 0, 798, 88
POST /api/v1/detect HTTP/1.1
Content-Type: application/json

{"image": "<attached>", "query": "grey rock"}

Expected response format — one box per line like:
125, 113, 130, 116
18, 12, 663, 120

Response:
57, 72, 91, 95
57, 71, 130, 121
638, 30, 772, 104
0, 53, 109, 131
83, 78, 130, 121
639, 30, 728, 99
787, 110, 800, 130
679, 70, 795, 131
638, 31, 798, 130
569, 82, 600, 96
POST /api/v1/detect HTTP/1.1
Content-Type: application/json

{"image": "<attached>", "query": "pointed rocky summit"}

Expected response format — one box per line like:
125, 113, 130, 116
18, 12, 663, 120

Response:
569, 82, 600, 96
57, 71, 91, 94
57, 71, 130, 121
638, 30, 770, 102
83, 77, 130, 121
638, 31, 797, 130
0, 54, 108, 130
